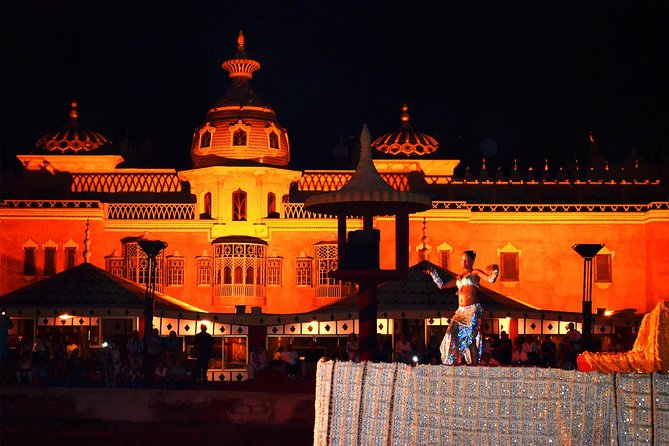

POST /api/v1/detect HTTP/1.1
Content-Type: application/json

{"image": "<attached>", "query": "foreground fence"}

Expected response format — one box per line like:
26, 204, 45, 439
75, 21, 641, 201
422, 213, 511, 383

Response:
314, 361, 669, 446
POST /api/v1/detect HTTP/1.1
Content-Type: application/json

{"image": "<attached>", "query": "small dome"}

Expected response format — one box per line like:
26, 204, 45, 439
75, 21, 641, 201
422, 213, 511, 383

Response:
371, 104, 438, 157
34, 101, 111, 154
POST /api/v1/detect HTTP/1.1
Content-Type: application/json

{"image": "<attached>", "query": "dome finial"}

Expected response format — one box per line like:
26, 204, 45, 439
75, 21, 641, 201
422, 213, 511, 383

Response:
400, 103, 410, 128
69, 100, 79, 120
222, 30, 260, 79
237, 30, 245, 51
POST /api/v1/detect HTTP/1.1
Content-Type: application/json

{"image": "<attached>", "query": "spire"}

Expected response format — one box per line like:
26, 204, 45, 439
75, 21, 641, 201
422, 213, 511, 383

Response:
83, 219, 91, 263
418, 217, 431, 261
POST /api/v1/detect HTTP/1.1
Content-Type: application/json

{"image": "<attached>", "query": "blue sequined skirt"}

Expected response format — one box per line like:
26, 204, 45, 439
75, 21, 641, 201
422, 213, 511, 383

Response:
440, 303, 483, 365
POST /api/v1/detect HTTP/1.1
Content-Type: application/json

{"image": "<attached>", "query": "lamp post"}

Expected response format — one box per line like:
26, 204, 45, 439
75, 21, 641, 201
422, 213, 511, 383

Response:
572, 243, 604, 352
134, 232, 168, 347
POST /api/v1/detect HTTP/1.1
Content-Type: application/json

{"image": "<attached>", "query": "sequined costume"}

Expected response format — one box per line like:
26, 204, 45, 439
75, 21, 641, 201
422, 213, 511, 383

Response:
456, 273, 478, 289
440, 303, 483, 365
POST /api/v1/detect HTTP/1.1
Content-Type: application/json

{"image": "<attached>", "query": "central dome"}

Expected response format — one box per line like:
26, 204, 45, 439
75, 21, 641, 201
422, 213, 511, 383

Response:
190, 31, 290, 168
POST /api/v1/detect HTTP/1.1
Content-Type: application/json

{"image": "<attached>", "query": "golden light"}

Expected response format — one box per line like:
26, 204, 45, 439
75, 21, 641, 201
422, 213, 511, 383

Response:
59, 313, 73, 320
604, 310, 615, 317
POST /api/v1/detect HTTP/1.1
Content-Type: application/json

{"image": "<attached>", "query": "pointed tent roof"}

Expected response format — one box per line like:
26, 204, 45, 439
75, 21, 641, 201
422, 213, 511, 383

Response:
0, 262, 205, 315
304, 124, 432, 216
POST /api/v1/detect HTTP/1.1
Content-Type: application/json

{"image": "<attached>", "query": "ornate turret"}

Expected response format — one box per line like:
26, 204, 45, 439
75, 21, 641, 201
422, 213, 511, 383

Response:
371, 103, 439, 157
191, 31, 290, 168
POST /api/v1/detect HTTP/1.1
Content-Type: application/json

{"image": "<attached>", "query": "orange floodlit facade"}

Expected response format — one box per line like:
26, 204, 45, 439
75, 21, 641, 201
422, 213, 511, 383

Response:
1, 32, 668, 379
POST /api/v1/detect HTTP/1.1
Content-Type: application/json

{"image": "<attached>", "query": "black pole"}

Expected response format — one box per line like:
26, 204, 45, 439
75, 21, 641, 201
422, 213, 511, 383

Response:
572, 244, 603, 353
143, 254, 157, 348
358, 282, 377, 362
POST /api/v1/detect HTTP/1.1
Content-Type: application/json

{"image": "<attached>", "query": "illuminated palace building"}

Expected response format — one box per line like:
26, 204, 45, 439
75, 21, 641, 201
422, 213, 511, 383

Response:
1, 32, 668, 380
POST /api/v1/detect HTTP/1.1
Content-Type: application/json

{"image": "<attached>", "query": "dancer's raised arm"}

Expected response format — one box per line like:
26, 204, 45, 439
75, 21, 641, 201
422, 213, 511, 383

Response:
424, 266, 457, 289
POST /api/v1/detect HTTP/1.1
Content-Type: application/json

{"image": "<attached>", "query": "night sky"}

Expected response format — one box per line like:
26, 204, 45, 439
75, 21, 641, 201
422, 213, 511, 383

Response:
2, 1, 668, 175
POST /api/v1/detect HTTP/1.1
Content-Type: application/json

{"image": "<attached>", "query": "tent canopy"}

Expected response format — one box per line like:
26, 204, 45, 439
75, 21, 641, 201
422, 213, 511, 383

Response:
0, 262, 204, 315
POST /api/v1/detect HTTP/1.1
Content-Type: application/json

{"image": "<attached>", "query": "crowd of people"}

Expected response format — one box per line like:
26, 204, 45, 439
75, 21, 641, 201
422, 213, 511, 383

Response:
322, 329, 624, 370
1, 318, 627, 390
2, 328, 195, 389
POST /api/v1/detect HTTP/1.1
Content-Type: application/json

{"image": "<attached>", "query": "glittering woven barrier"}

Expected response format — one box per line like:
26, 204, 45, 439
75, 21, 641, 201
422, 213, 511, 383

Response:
326, 360, 365, 445
315, 362, 629, 446
616, 372, 652, 445
394, 366, 616, 446
654, 373, 669, 445
313, 359, 334, 446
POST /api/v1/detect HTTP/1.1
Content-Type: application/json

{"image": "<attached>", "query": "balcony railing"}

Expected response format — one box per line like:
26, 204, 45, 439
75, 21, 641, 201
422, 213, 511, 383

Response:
214, 284, 266, 298
315, 284, 356, 298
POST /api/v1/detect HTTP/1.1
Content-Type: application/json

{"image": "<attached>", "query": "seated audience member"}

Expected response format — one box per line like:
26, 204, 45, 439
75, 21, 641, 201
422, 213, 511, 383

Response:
154, 358, 169, 388
16, 341, 33, 384
163, 330, 182, 362
511, 337, 528, 366
394, 334, 412, 364
167, 357, 191, 388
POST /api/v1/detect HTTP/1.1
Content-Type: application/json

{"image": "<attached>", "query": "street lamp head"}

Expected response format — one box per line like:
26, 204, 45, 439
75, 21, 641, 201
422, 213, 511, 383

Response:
134, 232, 168, 257
572, 243, 604, 260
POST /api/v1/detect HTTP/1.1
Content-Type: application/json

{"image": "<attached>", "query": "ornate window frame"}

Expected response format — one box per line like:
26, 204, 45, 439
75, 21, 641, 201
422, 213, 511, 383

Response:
267, 256, 283, 286
296, 254, 313, 287
196, 255, 213, 286
230, 120, 250, 148
122, 241, 165, 293
595, 246, 615, 289
201, 191, 212, 218
22, 239, 38, 278
196, 122, 216, 153
105, 249, 124, 277
497, 242, 522, 287
436, 241, 453, 271
232, 189, 247, 221
265, 123, 280, 149
267, 192, 276, 217
42, 239, 58, 277
166, 253, 185, 287
63, 239, 78, 270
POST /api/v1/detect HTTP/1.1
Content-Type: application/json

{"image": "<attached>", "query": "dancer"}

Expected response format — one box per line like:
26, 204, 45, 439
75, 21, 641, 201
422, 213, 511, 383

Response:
425, 250, 499, 365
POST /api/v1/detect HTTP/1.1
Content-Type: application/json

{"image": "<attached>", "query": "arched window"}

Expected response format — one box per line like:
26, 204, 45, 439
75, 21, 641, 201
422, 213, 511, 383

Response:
234, 266, 243, 283
224, 266, 232, 284
203, 192, 212, 218
246, 266, 254, 284
233, 129, 247, 146
232, 189, 247, 221
200, 130, 212, 148
268, 132, 279, 149
267, 192, 276, 216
